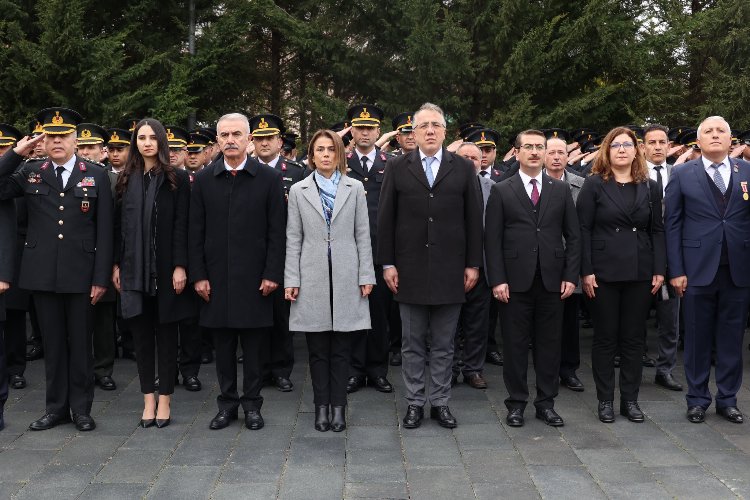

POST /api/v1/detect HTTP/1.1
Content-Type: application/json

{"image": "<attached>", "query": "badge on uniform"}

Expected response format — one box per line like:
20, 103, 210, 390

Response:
281, 162, 287, 171
346, 152, 353, 159
78, 161, 87, 172
80, 176, 96, 187
283, 176, 292, 182
734, 164, 739, 173
378, 169, 384, 175
741, 181, 748, 201
380, 152, 387, 162
27, 173, 42, 184
81, 200, 90, 213
40, 161, 49, 171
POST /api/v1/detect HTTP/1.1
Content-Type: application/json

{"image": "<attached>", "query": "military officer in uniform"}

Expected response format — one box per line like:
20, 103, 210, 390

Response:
343, 104, 394, 394
281, 132, 298, 161
467, 128, 503, 182
392, 113, 417, 156
166, 126, 189, 169
186, 131, 210, 177
0, 143, 14, 430
76, 123, 108, 164
0, 107, 113, 432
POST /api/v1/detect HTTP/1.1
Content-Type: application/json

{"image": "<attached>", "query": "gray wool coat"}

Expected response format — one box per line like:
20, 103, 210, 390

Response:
284, 173, 376, 332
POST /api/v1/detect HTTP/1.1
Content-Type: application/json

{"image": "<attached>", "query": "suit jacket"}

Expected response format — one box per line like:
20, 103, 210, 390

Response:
485, 172, 581, 292
0, 150, 113, 293
346, 149, 390, 257
188, 156, 286, 329
377, 148, 483, 305
577, 175, 666, 282
664, 157, 750, 287
0, 191, 15, 322
284, 173, 375, 332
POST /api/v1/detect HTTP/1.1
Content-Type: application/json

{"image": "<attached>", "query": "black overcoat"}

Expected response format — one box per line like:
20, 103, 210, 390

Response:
0, 194, 15, 322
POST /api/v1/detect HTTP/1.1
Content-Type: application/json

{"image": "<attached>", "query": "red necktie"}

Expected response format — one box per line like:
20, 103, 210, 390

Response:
530, 179, 539, 206
230, 169, 237, 177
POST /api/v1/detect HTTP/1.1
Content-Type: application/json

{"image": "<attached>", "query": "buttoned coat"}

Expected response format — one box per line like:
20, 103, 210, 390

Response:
284, 173, 375, 332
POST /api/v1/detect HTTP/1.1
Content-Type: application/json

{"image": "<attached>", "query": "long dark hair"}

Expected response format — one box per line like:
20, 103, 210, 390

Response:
116, 118, 177, 198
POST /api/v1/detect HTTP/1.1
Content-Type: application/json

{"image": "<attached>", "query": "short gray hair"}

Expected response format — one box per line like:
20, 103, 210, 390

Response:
697, 116, 731, 136
455, 142, 481, 156
413, 103, 446, 128
217, 113, 250, 134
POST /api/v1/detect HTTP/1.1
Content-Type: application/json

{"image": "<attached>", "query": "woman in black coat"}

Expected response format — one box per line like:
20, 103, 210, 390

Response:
577, 126, 666, 424
112, 118, 192, 428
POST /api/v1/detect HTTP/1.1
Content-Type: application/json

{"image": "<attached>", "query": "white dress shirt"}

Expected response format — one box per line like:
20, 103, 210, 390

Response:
701, 155, 731, 188
52, 155, 76, 188
518, 169, 543, 199
224, 156, 248, 172
418, 148, 443, 179
355, 148, 377, 171
646, 160, 668, 197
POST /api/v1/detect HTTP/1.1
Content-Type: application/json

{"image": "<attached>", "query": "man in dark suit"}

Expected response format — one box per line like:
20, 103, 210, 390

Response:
0, 157, 15, 430
664, 116, 750, 424
378, 102, 483, 429
189, 113, 286, 431
0, 108, 113, 432
485, 129, 581, 428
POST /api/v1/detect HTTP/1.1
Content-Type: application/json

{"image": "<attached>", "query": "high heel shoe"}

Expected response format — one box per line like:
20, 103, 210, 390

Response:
140, 418, 156, 428
155, 418, 171, 428
314, 405, 330, 432
330, 406, 346, 432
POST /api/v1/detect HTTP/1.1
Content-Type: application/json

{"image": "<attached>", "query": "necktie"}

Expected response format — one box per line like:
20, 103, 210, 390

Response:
480, 170, 488, 177
361, 156, 369, 172
530, 179, 539, 206
710, 163, 726, 194
654, 165, 664, 195
230, 169, 237, 177
55, 166, 65, 191
424, 156, 435, 187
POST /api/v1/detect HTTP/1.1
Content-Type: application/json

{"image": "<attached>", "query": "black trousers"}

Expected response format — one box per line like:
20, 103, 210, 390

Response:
93, 301, 116, 379
4, 309, 27, 376
453, 272, 490, 375
306, 331, 351, 407
262, 289, 294, 379
350, 272, 390, 379
487, 296, 501, 352
214, 328, 265, 412
559, 294, 581, 378
28, 298, 42, 345
178, 316, 202, 378
499, 275, 563, 411
201, 327, 213, 356
0, 321, 7, 409
127, 297, 178, 395
589, 280, 652, 402
34, 292, 94, 415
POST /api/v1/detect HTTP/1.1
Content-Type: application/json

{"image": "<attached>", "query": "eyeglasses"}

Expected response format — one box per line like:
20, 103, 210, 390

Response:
610, 142, 635, 150
520, 144, 546, 151
415, 122, 446, 131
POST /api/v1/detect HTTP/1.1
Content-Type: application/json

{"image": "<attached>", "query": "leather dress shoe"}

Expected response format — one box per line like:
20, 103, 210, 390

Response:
25, 344, 43, 361
368, 376, 393, 393
390, 351, 402, 366
346, 376, 365, 394
201, 352, 213, 364
140, 418, 156, 428
641, 354, 656, 367
209, 409, 238, 430
244, 410, 264, 430
330, 406, 346, 432
598, 401, 615, 423
717, 406, 744, 424
620, 401, 645, 422
10, 374, 26, 389
465, 373, 487, 389
29, 413, 71, 431
72, 414, 96, 432
314, 405, 330, 432
274, 376, 293, 392
183, 376, 202, 392
687, 406, 706, 423
561, 375, 584, 392
535, 408, 564, 427
506, 409, 524, 427
402, 405, 424, 429
485, 350, 503, 366
430, 406, 457, 428
156, 417, 171, 428
96, 376, 117, 391
654, 372, 683, 391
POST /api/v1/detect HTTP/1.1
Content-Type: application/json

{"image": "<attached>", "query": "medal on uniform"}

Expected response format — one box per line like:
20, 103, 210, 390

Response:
741, 181, 748, 201
79, 161, 87, 172
81, 200, 90, 213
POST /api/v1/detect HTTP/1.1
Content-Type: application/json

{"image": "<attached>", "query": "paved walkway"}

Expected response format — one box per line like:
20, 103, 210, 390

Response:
1, 325, 749, 499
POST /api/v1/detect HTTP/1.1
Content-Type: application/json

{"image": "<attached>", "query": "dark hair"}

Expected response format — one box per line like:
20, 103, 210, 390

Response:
307, 129, 347, 174
643, 124, 669, 139
514, 129, 546, 149
116, 118, 177, 198
591, 127, 648, 183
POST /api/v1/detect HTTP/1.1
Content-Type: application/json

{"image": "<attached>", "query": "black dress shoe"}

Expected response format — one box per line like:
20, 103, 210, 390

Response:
485, 350, 504, 366
402, 405, 424, 429
560, 375, 584, 392
274, 376, 293, 392
140, 418, 156, 428
25, 345, 44, 361
430, 406, 457, 428
244, 410, 264, 430
368, 376, 393, 393
620, 401, 645, 422
465, 373, 487, 389
156, 417, 171, 428
346, 376, 365, 394
330, 406, 346, 432
717, 406, 744, 424
183, 376, 202, 392
641, 354, 656, 367
314, 405, 330, 432
201, 352, 213, 364
209, 409, 238, 430
654, 372, 683, 391
10, 374, 26, 389
687, 405, 706, 423
72, 414, 96, 432
598, 401, 615, 423
389, 351, 402, 366
29, 413, 71, 431
96, 376, 117, 391
237, 355, 244, 364
506, 408, 524, 427
535, 408, 564, 427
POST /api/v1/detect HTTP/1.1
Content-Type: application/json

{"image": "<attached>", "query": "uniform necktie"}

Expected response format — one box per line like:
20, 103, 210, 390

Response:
424, 156, 435, 187
55, 166, 65, 191
710, 163, 726, 194
654, 165, 664, 195
530, 178, 539, 206
361, 156, 369, 172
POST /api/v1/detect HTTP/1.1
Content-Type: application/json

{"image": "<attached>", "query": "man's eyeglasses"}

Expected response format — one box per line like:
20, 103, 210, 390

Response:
415, 122, 446, 131
520, 144, 545, 151
610, 142, 635, 150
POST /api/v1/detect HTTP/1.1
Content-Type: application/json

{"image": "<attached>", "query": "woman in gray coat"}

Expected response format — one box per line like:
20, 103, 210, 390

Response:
284, 129, 375, 432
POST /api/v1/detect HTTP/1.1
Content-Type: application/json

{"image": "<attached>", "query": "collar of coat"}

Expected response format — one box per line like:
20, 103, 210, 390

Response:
210, 155, 260, 177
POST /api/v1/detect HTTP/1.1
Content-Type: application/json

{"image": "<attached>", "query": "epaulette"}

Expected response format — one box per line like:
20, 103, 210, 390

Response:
81, 158, 107, 169
284, 159, 305, 171
379, 151, 395, 162
24, 156, 47, 163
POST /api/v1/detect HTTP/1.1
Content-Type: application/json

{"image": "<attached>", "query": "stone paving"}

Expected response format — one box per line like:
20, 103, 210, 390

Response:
1, 324, 749, 499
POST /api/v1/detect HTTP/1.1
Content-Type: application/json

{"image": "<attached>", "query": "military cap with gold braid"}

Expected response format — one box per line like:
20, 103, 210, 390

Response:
282, 132, 298, 152
458, 121, 485, 140
626, 125, 645, 142
121, 118, 140, 133
196, 127, 216, 145
36, 107, 82, 135
107, 128, 132, 147
165, 126, 189, 149
29, 120, 44, 138
668, 126, 690, 143
570, 128, 598, 145
392, 113, 414, 134
187, 132, 210, 153
249, 114, 284, 137
738, 130, 750, 146
0, 124, 22, 147
543, 128, 570, 143
77, 123, 108, 146
347, 104, 383, 127
466, 128, 499, 148
677, 129, 698, 148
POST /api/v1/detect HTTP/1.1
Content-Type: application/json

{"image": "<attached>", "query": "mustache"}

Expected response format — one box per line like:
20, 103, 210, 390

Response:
224, 145, 239, 150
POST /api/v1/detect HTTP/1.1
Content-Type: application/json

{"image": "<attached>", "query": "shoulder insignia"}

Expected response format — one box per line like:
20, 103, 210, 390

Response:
79, 161, 87, 172
280, 161, 287, 172
40, 161, 49, 171
493, 170, 500, 176
346, 152, 353, 159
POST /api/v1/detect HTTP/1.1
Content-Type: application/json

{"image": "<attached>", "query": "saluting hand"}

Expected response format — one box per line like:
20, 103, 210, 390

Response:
195, 279, 211, 302
12, 134, 45, 157
173, 266, 187, 295
259, 279, 278, 296
0, 281, 9, 294
90, 285, 106, 305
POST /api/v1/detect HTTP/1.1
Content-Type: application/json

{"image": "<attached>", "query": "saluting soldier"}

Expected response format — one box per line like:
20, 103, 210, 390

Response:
249, 113, 305, 392
281, 132, 298, 161
0, 108, 113, 432
344, 104, 394, 394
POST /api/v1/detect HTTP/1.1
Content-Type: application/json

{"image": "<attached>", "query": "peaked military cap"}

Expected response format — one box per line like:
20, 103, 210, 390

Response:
106, 128, 132, 147
737, 130, 750, 146
626, 125, 645, 142
196, 127, 217, 144
36, 107, 82, 135
0, 123, 23, 147
121, 118, 140, 133
543, 128, 570, 143
29, 120, 44, 137
77, 123, 108, 146
347, 104, 383, 127
249, 114, 284, 137
580, 135, 603, 153
458, 121, 485, 140
466, 128, 499, 148
392, 113, 415, 133
667, 126, 691, 143
187, 132, 211, 153
165, 125, 189, 148
677, 129, 698, 147
570, 128, 598, 145
282, 132, 298, 152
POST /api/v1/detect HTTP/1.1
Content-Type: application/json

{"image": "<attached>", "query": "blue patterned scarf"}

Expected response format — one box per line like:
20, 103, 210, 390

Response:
314, 169, 341, 228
